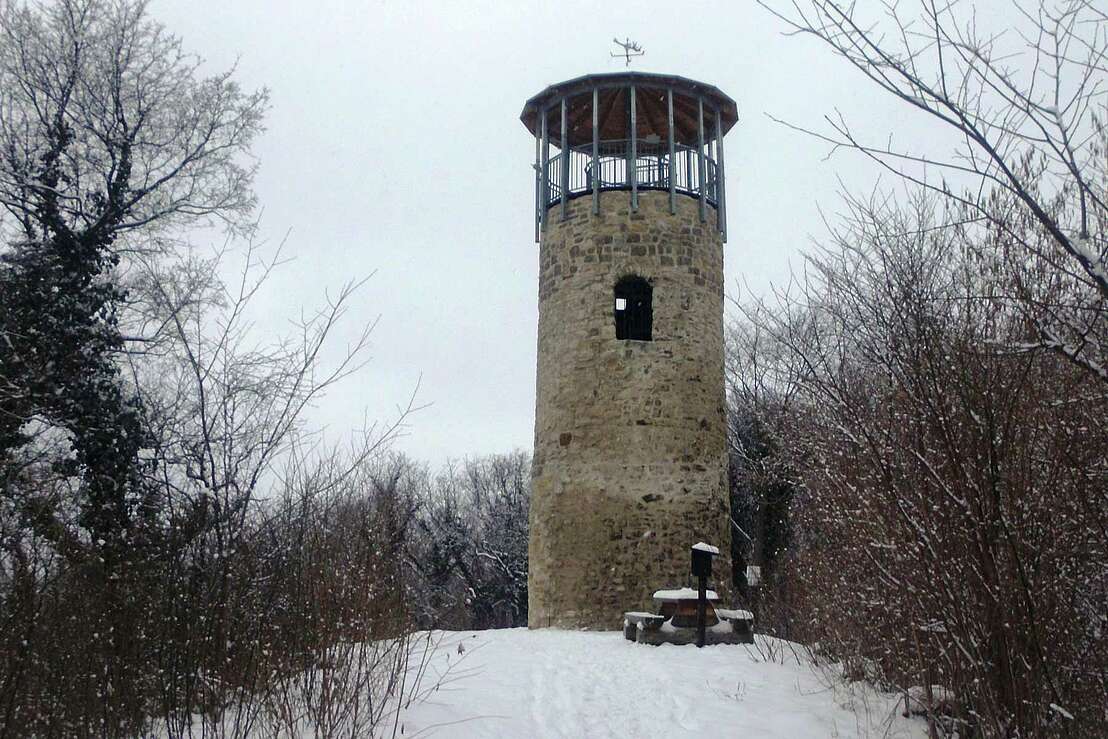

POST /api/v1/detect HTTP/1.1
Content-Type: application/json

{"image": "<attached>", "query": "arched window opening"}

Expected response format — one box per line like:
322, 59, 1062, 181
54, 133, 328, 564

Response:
614, 275, 652, 341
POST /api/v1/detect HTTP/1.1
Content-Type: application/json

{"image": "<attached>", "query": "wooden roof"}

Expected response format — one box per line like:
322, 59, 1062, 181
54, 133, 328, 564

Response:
520, 72, 738, 148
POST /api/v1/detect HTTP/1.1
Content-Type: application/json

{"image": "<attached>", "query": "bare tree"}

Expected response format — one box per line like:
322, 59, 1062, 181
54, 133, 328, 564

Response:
0, 0, 267, 558
0, 2, 429, 734
735, 186, 1107, 735
725, 317, 801, 633
0, 0, 266, 243
408, 452, 531, 630
761, 0, 1108, 382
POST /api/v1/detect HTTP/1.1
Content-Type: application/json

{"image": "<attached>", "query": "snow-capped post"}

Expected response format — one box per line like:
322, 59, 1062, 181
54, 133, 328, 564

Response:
690, 542, 719, 648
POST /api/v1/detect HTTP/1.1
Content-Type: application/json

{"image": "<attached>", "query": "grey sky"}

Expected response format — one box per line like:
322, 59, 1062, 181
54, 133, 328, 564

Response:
151, 0, 985, 465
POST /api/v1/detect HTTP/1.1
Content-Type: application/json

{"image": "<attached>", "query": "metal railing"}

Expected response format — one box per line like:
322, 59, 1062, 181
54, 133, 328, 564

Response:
540, 139, 718, 212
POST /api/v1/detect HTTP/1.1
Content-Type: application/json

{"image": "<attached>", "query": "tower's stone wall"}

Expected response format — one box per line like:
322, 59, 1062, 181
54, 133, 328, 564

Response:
529, 190, 731, 630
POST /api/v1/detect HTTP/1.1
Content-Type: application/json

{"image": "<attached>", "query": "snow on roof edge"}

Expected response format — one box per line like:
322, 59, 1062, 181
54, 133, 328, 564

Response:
653, 587, 720, 601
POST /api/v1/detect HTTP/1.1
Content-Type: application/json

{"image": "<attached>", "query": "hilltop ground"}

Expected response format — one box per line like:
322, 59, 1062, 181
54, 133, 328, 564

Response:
395, 628, 927, 738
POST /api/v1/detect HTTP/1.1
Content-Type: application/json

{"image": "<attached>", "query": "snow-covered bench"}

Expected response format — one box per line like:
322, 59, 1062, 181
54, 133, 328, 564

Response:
622, 611, 665, 641
714, 608, 754, 643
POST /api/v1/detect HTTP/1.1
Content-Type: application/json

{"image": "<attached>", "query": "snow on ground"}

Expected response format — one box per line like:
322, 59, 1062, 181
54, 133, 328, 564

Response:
395, 629, 926, 738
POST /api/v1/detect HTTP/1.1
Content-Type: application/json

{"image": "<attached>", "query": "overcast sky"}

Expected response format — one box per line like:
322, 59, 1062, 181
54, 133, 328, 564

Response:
149, 0, 1001, 466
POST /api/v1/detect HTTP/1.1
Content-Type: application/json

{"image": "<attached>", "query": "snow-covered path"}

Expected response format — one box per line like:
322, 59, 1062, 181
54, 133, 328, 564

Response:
396, 629, 925, 738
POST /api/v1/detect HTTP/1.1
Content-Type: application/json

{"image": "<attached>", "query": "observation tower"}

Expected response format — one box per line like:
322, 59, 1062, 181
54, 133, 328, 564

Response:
521, 73, 738, 629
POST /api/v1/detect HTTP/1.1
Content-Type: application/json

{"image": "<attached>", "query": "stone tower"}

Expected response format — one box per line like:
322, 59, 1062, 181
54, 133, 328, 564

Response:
521, 73, 737, 629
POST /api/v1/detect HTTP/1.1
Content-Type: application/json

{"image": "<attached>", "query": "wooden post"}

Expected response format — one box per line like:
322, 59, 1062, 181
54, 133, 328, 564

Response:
926, 662, 938, 739
696, 574, 707, 648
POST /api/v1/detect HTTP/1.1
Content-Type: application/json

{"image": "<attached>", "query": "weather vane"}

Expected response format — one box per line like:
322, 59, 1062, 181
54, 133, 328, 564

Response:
611, 37, 645, 67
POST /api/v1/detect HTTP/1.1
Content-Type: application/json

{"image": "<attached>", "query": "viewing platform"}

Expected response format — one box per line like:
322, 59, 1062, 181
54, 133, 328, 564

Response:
520, 72, 738, 241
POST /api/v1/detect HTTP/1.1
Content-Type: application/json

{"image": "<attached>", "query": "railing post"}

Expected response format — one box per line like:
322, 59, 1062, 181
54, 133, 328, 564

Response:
540, 106, 549, 233
715, 105, 727, 242
560, 96, 569, 222
697, 96, 706, 223
534, 128, 541, 242
592, 87, 599, 216
667, 88, 676, 215
629, 85, 638, 211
